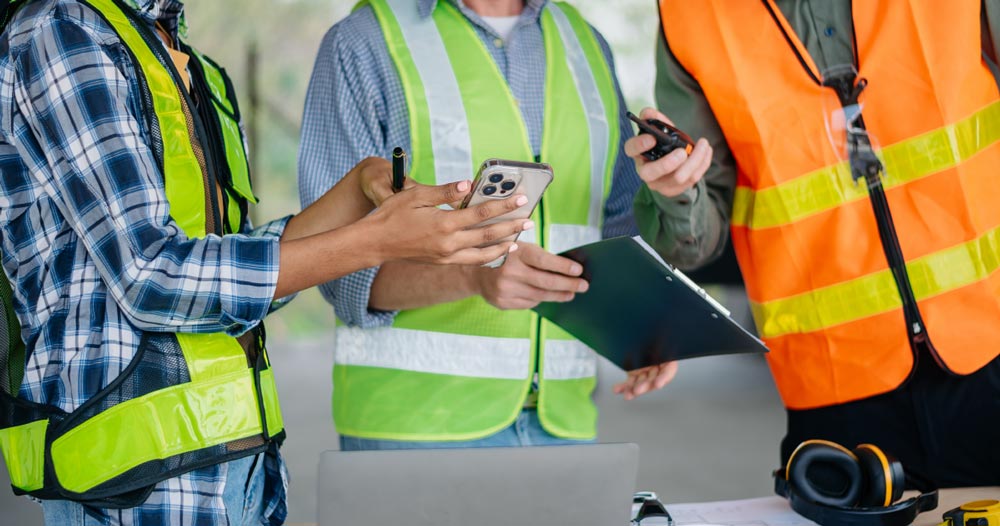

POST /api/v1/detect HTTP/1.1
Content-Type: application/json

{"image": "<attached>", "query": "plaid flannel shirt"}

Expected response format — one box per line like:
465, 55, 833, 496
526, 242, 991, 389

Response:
0, 0, 289, 523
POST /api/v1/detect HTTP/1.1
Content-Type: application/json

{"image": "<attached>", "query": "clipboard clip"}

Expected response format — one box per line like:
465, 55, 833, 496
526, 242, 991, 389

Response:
665, 266, 732, 318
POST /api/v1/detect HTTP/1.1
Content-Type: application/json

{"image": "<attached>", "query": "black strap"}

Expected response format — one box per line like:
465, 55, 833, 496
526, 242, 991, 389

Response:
759, 0, 860, 89
0, 0, 28, 32
775, 469, 939, 526
0, 271, 25, 396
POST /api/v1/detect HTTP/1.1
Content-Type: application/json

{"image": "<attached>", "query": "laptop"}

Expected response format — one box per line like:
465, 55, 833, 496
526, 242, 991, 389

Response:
317, 443, 640, 526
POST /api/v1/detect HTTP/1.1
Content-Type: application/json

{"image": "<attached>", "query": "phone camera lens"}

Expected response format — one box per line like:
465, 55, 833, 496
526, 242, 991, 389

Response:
488, 173, 504, 183
483, 185, 498, 196
500, 181, 516, 191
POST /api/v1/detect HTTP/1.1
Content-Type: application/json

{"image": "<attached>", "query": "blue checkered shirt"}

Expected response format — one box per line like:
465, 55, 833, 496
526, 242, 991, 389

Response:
0, 0, 288, 523
298, 0, 642, 327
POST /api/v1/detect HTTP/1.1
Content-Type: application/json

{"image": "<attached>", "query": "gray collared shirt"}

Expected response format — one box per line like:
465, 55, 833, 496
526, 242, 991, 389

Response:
298, 0, 642, 327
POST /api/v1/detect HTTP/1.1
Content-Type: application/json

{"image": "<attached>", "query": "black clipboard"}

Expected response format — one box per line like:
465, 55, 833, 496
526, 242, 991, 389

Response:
532, 236, 767, 371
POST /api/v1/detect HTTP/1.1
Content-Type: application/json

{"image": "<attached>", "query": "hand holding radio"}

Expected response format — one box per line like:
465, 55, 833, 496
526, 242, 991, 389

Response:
624, 107, 713, 198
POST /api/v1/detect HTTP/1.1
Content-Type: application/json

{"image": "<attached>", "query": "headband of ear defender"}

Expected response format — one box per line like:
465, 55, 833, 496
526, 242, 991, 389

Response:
773, 440, 938, 526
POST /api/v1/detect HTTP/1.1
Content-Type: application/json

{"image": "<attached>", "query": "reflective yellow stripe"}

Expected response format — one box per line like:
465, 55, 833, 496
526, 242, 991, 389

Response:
0, 419, 47, 492
753, 225, 1000, 338
260, 369, 284, 436
733, 101, 1000, 229
51, 370, 262, 494
84, 0, 207, 238
176, 332, 248, 383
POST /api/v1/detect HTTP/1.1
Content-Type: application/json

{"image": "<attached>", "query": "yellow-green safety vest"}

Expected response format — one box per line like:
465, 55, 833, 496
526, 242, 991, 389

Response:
333, 0, 619, 441
0, 0, 282, 507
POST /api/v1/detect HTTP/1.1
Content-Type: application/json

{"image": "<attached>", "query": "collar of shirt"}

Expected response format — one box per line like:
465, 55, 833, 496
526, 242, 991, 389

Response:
417, 0, 548, 36
121, 0, 187, 39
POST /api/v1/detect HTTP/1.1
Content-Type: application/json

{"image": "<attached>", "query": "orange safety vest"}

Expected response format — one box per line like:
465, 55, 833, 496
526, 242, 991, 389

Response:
659, 0, 1000, 409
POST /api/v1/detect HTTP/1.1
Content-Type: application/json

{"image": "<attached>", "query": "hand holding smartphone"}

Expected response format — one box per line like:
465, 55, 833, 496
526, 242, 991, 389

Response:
460, 159, 553, 267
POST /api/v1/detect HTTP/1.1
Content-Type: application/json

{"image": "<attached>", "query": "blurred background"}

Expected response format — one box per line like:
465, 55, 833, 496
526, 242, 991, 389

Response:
0, 1, 784, 524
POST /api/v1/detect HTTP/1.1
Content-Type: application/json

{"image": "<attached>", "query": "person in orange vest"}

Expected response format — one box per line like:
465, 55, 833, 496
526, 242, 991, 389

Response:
627, 0, 1000, 487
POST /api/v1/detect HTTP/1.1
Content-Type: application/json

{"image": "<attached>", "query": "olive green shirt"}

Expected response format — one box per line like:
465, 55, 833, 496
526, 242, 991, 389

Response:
637, 0, 1000, 270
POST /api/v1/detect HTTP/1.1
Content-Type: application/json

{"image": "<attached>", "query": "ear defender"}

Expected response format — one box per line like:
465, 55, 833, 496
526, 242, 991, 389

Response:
775, 440, 938, 526
853, 443, 905, 508
785, 440, 864, 507
782, 440, 905, 509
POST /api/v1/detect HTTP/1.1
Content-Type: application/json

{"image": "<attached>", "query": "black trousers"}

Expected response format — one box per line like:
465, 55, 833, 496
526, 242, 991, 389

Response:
780, 353, 1000, 488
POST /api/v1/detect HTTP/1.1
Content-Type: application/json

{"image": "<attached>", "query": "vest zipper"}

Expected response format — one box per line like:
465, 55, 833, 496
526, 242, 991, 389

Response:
850, 121, 927, 340
824, 77, 941, 371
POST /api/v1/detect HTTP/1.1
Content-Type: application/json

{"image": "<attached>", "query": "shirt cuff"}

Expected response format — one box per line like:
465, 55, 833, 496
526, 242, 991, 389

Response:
246, 215, 298, 312
650, 183, 700, 221
323, 265, 399, 329
217, 233, 281, 336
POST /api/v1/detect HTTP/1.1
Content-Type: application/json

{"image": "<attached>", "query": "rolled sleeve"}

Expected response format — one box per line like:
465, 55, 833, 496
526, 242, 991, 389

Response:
319, 267, 397, 329
249, 215, 297, 313
217, 233, 281, 335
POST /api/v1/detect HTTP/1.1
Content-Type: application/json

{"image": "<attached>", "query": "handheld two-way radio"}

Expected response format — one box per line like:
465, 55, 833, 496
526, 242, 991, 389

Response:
626, 111, 695, 161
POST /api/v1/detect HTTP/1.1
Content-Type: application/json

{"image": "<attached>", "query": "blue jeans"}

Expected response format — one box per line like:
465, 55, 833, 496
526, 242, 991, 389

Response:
339, 408, 595, 450
41, 454, 266, 526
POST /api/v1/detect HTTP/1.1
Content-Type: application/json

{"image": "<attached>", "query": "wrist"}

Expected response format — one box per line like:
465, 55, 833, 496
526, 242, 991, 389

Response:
350, 216, 392, 268
459, 264, 487, 297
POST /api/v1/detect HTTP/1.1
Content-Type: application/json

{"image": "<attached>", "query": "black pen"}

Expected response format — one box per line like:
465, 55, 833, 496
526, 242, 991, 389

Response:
392, 147, 406, 193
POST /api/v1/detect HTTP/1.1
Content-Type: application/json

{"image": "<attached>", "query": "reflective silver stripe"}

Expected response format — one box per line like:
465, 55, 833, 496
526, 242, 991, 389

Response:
384, 0, 473, 184
334, 326, 530, 380
547, 224, 601, 254
548, 4, 609, 229
543, 340, 597, 380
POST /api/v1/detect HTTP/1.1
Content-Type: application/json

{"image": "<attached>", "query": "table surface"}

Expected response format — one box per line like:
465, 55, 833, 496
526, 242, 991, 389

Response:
214, 485, 1000, 526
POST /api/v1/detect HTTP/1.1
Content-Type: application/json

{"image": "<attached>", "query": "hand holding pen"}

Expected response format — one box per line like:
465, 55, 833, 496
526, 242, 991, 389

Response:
392, 146, 406, 193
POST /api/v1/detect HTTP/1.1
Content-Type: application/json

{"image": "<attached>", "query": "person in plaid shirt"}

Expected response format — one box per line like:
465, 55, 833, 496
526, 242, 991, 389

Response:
0, 0, 530, 523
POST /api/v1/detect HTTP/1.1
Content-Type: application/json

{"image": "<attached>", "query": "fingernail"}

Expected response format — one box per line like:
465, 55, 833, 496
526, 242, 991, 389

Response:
522, 220, 535, 230
570, 263, 583, 275
577, 281, 589, 292
515, 195, 528, 206
669, 149, 687, 162
508, 243, 519, 253
457, 180, 471, 191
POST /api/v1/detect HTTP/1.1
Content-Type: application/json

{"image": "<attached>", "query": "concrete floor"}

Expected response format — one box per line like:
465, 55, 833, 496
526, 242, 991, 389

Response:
0, 311, 785, 525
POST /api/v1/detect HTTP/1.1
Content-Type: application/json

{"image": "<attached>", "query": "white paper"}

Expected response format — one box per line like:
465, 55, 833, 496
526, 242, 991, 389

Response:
665, 496, 819, 526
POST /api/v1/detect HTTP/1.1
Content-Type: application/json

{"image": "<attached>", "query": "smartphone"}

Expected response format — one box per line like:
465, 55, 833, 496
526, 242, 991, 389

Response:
460, 158, 554, 267
626, 111, 695, 161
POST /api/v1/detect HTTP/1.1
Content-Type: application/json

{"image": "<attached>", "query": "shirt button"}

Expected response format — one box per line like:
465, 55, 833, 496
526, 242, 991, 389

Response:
493, 38, 504, 48
824, 26, 836, 37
